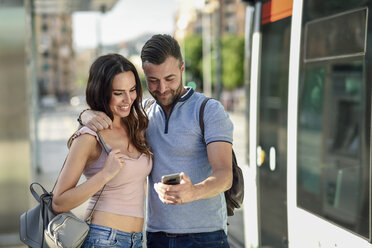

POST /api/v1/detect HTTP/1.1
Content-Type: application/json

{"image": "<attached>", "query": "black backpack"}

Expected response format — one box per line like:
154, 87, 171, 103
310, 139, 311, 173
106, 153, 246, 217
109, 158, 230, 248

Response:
199, 97, 244, 216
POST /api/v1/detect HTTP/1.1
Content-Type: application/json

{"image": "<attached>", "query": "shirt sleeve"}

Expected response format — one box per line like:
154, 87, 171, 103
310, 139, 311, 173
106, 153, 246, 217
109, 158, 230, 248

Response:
202, 99, 234, 145
141, 99, 148, 108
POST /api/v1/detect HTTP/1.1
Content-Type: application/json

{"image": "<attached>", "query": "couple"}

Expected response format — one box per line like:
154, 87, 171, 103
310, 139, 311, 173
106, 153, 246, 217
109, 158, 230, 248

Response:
52, 34, 234, 248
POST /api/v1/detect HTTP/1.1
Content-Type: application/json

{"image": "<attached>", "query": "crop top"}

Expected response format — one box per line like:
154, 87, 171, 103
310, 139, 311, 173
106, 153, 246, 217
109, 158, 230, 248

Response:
73, 126, 152, 218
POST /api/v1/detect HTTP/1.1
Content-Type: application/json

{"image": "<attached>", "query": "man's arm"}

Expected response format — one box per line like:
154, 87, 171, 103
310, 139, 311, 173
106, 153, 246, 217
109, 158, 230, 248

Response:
154, 141, 233, 205
194, 141, 233, 199
80, 110, 112, 131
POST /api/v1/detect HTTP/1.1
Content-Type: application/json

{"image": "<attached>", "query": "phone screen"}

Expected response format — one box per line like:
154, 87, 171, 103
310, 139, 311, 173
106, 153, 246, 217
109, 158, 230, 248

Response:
161, 173, 181, 185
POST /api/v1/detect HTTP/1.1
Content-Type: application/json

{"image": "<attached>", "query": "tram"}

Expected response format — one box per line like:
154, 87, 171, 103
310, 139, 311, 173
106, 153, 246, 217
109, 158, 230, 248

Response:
242, 0, 372, 247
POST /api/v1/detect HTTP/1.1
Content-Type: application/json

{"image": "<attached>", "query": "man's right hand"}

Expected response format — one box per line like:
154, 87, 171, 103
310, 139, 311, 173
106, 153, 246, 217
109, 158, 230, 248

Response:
81, 110, 112, 131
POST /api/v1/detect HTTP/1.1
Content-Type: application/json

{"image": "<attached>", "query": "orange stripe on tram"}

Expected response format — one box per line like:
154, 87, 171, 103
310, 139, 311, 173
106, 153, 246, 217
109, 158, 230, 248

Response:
261, 0, 293, 24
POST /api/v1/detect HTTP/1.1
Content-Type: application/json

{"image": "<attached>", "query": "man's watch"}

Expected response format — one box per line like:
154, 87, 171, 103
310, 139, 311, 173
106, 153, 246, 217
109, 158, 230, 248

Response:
77, 109, 89, 126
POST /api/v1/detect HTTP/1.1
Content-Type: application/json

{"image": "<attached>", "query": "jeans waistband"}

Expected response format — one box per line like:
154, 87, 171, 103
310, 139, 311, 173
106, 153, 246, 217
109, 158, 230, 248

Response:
149, 230, 225, 238
159, 232, 189, 237
89, 224, 143, 239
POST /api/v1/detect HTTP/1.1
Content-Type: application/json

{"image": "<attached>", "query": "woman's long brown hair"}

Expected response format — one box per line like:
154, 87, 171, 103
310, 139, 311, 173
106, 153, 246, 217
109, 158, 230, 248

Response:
70, 53, 151, 156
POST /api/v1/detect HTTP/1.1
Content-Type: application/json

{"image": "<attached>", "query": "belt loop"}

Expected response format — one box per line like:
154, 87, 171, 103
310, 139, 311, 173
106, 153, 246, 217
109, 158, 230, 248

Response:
108, 227, 116, 241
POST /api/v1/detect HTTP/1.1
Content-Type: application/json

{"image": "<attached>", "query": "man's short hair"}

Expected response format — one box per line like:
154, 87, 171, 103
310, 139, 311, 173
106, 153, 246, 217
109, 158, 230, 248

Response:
141, 34, 183, 67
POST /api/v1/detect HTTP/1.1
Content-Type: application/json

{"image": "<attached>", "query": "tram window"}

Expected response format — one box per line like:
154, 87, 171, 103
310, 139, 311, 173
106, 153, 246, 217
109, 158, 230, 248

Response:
304, 8, 367, 62
303, 0, 370, 21
297, 60, 370, 238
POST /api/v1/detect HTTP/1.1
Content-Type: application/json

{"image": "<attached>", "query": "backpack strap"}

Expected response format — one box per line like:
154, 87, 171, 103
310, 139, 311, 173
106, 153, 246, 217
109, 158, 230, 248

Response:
199, 97, 211, 144
199, 97, 243, 217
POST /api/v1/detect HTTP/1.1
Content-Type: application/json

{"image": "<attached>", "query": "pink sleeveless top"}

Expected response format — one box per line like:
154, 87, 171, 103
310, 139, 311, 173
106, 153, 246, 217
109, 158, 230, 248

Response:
73, 126, 152, 218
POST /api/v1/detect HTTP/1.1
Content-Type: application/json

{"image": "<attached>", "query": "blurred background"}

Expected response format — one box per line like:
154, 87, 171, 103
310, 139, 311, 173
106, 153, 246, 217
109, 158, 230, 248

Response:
0, 0, 248, 247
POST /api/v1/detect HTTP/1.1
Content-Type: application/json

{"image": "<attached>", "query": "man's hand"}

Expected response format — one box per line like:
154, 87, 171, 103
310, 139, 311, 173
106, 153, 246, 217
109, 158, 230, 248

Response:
81, 110, 112, 131
154, 142, 233, 205
154, 172, 196, 205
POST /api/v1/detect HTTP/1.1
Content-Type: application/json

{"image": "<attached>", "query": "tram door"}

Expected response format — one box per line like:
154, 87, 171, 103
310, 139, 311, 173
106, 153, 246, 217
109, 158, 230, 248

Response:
287, 2, 372, 247
255, 1, 292, 247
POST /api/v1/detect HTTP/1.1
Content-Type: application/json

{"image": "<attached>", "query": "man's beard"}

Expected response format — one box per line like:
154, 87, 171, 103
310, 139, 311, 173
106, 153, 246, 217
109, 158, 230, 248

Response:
150, 78, 184, 108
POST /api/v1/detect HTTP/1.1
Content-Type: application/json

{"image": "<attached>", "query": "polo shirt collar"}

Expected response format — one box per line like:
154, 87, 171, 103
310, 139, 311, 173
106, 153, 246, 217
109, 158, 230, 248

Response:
178, 86, 194, 102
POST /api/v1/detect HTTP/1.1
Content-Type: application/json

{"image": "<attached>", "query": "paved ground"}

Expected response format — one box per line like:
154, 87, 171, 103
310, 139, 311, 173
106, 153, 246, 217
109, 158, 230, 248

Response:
10, 104, 247, 248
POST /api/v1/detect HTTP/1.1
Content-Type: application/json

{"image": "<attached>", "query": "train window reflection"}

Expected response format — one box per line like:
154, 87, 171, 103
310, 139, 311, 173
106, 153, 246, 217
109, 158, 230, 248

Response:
304, 8, 367, 62
297, 60, 370, 238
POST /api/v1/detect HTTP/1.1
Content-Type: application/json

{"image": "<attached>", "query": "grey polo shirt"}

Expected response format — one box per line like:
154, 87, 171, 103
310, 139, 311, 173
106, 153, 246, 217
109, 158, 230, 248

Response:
144, 87, 234, 234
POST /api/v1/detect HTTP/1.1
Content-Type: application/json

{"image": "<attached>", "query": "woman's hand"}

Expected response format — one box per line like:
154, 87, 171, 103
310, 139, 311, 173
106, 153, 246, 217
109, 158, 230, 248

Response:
102, 149, 125, 180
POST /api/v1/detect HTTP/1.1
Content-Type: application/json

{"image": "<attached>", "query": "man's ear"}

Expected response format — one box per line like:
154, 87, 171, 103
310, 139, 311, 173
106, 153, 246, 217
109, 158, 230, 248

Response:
180, 61, 185, 73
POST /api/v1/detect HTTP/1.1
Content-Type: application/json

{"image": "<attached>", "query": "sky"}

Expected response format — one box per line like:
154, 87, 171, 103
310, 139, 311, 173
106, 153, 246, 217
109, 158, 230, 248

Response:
72, 0, 178, 49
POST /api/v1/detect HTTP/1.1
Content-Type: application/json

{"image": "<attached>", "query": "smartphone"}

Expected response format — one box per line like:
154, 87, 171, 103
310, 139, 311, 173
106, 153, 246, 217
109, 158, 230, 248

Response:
161, 173, 181, 185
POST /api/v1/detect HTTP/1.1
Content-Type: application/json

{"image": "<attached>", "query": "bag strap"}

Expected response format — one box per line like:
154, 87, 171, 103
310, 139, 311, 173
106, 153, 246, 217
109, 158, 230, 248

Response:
97, 132, 111, 154
51, 157, 68, 192
48, 131, 110, 224
30, 182, 49, 202
85, 132, 110, 224
199, 97, 211, 143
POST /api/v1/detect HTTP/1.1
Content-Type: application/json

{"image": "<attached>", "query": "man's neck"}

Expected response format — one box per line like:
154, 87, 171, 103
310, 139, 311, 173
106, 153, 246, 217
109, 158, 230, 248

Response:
162, 87, 188, 117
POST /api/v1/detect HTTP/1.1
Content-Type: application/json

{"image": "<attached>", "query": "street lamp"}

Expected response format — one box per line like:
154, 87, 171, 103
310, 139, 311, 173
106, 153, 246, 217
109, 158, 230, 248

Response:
197, 0, 221, 99
96, 4, 106, 56
177, 14, 190, 85
195, 0, 213, 97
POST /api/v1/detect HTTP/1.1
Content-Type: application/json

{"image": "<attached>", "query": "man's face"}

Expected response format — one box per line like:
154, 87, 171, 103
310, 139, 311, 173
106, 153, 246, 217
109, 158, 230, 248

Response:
143, 56, 185, 109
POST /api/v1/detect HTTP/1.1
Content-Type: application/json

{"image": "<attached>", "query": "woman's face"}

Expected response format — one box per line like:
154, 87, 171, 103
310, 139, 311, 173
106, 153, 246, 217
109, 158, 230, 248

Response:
109, 71, 137, 119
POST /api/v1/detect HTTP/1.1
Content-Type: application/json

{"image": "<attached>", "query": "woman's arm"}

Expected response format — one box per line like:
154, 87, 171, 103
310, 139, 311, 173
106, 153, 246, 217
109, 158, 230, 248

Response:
52, 134, 124, 213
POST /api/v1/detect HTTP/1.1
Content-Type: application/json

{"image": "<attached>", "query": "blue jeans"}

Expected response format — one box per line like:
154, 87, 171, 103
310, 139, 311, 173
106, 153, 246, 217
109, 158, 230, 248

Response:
82, 224, 143, 248
146, 230, 229, 248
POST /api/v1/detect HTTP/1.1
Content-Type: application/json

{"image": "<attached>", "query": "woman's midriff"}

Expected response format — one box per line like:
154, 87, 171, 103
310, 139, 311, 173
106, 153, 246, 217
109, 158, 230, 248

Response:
85, 210, 144, 233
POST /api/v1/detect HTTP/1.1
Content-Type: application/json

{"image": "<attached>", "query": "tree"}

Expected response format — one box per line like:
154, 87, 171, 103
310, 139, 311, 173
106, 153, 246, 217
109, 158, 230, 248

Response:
184, 34, 203, 91
221, 35, 244, 90
184, 34, 244, 92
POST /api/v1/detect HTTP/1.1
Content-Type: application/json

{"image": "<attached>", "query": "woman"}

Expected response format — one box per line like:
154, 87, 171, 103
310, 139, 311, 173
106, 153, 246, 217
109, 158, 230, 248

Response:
52, 54, 152, 248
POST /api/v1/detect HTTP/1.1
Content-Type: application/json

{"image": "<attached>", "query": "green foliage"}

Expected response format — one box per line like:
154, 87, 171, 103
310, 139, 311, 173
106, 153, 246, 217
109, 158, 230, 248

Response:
184, 34, 244, 91
75, 74, 88, 89
221, 35, 244, 90
184, 34, 203, 90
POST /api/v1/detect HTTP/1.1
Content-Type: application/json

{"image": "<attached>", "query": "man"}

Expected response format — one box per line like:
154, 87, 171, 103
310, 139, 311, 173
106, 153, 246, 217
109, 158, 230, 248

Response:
80, 34, 233, 248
